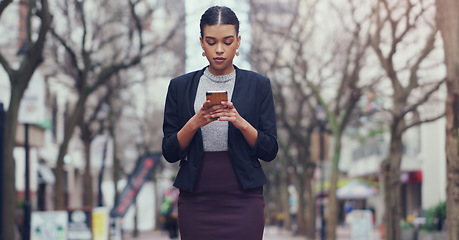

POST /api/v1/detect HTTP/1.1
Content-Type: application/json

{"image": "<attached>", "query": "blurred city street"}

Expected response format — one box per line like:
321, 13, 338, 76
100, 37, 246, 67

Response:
123, 225, 382, 240
0, 0, 453, 239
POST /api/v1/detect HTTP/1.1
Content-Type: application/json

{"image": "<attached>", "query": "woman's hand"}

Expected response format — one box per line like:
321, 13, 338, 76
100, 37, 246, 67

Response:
209, 101, 245, 129
191, 100, 225, 128
177, 100, 226, 151
210, 101, 258, 148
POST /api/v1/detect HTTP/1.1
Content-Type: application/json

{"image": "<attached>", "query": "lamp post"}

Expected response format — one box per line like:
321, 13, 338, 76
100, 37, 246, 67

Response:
23, 123, 31, 240
16, 42, 32, 240
97, 103, 110, 207
316, 105, 326, 240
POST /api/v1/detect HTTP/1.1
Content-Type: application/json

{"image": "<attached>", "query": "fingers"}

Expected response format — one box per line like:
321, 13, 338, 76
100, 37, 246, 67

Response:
201, 101, 229, 122
211, 102, 238, 120
198, 101, 238, 125
221, 101, 234, 109
202, 100, 212, 110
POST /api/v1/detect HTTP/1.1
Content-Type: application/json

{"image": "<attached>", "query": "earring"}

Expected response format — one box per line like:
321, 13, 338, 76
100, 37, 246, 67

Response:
202, 52, 206, 57
235, 51, 240, 57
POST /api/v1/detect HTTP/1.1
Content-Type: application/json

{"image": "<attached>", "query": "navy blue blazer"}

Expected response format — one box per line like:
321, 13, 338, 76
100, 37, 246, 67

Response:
162, 66, 278, 192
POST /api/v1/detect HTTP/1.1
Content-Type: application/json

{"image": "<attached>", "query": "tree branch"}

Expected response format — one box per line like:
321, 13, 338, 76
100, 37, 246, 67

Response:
402, 113, 444, 132
49, 28, 83, 81
128, 0, 144, 50
28, 0, 51, 57
407, 25, 438, 91
404, 78, 445, 116
0, 52, 12, 80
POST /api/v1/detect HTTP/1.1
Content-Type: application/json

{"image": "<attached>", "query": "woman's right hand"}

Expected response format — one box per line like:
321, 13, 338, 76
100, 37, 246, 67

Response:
177, 100, 225, 151
191, 100, 224, 128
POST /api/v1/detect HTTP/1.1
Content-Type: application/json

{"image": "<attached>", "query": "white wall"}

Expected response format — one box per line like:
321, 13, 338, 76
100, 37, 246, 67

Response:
14, 147, 39, 192
421, 118, 446, 209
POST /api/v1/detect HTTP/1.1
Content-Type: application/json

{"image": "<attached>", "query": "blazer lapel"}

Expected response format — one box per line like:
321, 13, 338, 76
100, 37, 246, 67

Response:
188, 67, 206, 115
228, 66, 244, 136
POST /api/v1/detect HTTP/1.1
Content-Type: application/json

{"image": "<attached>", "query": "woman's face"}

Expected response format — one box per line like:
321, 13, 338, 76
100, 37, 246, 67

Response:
201, 24, 241, 76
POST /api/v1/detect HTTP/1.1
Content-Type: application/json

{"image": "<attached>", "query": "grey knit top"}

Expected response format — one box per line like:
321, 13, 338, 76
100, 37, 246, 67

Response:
194, 68, 236, 152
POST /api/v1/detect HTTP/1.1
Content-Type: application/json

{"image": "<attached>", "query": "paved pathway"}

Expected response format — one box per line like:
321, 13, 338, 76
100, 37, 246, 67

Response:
123, 226, 306, 240
122, 225, 382, 240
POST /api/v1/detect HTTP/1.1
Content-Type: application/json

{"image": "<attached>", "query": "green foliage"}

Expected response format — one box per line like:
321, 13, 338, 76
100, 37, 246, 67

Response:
400, 220, 414, 230
16, 200, 24, 208
421, 201, 446, 232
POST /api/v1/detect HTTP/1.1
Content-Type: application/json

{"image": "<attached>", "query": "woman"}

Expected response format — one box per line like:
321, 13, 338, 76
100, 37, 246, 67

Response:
162, 5, 278, 240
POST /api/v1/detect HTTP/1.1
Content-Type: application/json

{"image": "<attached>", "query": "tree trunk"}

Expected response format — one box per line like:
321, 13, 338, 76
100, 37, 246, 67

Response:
280, 161, 291, 231
381, 126, 404, 240
83, 139, 93, 207
297, 176, 307, 235
2, 85, 23, 240
111, 129, 120, 207
79, 110, 94, 208
436, 0, 459, 239
54, 94, 88, 209
324, 133, 342, 240
303, 174, 316, 239
327, 168, 339, 240
1, 0, 50, 237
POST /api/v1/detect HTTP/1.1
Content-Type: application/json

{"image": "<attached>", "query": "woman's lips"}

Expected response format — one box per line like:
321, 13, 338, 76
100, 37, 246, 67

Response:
214, 57, 225, 63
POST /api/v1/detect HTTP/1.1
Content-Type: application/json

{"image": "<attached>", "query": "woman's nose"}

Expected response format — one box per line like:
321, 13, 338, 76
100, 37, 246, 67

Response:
216, 43, 224, 54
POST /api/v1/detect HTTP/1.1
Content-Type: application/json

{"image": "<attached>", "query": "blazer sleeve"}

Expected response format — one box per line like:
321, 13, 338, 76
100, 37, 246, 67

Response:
251, 77, 278, 162
162, 80, 185, 163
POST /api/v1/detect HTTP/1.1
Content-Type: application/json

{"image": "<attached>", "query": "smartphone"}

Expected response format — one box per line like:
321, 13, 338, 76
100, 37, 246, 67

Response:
206, 90, 228, 106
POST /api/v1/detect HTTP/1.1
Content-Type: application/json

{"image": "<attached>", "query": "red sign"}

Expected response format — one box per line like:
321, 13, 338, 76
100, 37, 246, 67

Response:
110, 153, 161, 217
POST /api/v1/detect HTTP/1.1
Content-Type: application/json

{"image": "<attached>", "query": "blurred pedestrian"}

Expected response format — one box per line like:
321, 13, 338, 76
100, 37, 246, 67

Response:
288, 185, 299, 234
160, 187, 179, 240
162, 5, 278, 240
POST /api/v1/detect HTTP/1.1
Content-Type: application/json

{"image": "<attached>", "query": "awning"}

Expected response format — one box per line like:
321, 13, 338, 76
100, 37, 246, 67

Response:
336, 179, 378, 199
38, 164, 55, 184
314, 178, 379, 194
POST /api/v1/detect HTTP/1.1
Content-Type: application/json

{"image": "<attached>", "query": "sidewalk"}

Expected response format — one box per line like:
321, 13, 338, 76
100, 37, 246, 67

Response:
123, 225, 382, 240
123, 226, 306, 240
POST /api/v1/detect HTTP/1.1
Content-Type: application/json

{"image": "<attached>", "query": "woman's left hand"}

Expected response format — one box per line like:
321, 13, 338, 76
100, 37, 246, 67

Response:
212, 101, 258, 148
209, 101, 248, 130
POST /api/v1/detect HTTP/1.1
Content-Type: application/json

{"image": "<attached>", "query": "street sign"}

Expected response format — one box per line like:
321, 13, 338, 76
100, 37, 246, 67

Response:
18, 74, 45, 124
93, 207, 110, 240
68, 209, 92, 240
110, 153, 161, 217
349, 210, 373, 240
31, 211, 68, 240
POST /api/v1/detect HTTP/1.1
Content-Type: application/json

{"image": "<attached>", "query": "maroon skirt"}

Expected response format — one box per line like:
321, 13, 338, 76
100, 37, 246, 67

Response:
177, 151, 264, 240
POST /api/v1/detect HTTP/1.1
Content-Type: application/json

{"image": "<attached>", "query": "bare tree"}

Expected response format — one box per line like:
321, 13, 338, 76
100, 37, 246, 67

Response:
77, 78, 125, 207
436, 1, 459, 239
250, 1, 374, 239
48, 0, 182, 209
248, 0, 320, 237
369, 0, 444, 239
0, 0, 50, 239
303, 1, 374, 238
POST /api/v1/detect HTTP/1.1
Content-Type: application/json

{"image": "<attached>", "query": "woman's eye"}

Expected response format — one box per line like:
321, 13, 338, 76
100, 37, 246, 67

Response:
207, 42, 216, 46
224, 42, 233, 46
